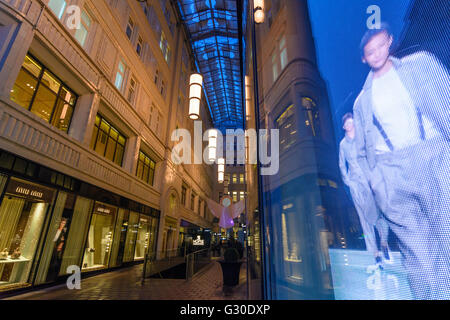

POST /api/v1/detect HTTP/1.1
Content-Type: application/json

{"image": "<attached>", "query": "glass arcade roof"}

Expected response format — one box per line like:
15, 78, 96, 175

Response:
177, 0, 244, 130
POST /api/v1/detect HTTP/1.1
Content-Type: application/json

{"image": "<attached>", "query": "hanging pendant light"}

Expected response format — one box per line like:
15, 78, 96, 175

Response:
218, 157, 225, 183
189, 73, 203, 120
208, 129, 218, 162
254, 0, 265, 24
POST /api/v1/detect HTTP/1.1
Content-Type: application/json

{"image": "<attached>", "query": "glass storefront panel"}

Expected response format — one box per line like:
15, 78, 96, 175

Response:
34, 192, 76, 285
134, 215, 151, 260
109, 208, 129, 267
59, 196, 93, 276
0, 178, 55, 290
81, 202, 117, 271
122, 211, 139, 263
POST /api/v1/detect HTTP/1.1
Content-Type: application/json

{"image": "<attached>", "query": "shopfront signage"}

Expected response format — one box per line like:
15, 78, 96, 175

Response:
193, 235, 204, 246
93, 202, 116, 216
6, 179, 55, 202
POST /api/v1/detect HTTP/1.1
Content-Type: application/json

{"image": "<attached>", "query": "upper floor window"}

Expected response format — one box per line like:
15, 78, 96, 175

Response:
240, 174, 245, 184
276, 104, 297, 152
302, 97, 320, 137
181, 186, 187, 206
154, 69, 159, 85
127, 76, 137, 104
159, 32, 170, 64
48, 0, 67, 19
280, 35, 288, 70
74, 9, 92, 48
115, 59, 126, 91
136, 36, 143, 57
90, 114, 126, 166
10, 54, 77, 133
149, 104, 154, 128
191, 193, 195, 210
272, 52, 279, 83
126, 17, 135, 40
160, 80, 165, 97
136, 150, 156, 186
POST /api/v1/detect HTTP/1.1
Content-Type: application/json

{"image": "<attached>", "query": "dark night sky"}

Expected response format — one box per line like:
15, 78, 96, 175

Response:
308, 0, 412, 142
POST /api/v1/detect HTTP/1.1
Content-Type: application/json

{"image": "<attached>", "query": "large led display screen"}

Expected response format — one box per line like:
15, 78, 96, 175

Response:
308, 0, 450, 300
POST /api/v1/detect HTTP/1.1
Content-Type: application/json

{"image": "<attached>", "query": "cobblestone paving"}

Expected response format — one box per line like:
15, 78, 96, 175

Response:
6, 261, 248, 300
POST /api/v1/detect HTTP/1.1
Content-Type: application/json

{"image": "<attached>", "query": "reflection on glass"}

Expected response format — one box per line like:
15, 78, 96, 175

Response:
134, 216, 151, 260
109, 209, 128, 267
59, 197, 93, 275
123, 211, 139, 263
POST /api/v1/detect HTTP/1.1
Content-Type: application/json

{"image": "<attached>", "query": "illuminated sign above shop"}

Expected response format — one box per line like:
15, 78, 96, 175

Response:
6, 178, 55, 202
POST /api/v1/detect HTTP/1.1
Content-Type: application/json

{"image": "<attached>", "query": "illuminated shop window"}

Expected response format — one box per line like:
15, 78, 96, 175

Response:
10, 54, 77, 133
134, 216, 151, 260
136, 150, 156, 186
276, 104, 297, 152
0, 177, 55, 288
81, 202, 117, 272
90, 114, 126, 166
302, 97, 320, 137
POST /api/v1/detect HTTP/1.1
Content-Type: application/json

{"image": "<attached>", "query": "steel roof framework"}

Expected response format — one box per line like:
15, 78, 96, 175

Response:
177, 0, 244, 130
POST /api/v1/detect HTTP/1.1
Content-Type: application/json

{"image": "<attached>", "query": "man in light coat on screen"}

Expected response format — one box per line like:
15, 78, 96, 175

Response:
353, 23, 450, 299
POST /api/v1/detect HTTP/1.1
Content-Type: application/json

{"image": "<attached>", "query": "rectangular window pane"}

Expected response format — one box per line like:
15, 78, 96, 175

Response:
74, 25, 88, 47
90, 126, 99, 150
105, 137, 117, 162
30, 85, 57, 122
114, 144, 124, 166
51, 100, 73, 132
10, 69, 38, 109
48, 0, 67, 19
94, 130, 108, 156
136, 161, 144, 180
41, 71, 61, 94
22, 55, 42, 78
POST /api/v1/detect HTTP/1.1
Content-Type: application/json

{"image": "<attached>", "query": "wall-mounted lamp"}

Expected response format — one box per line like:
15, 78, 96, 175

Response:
189, 73, 203, 120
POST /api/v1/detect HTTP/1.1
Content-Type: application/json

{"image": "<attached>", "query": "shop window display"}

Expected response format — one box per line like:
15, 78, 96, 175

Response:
134, 216, 151, 260
82, 202, 117, 271
123, 211, 139, 263
0, 178, 55, 290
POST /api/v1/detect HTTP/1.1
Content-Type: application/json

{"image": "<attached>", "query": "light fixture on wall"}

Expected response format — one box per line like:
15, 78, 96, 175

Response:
254, 0, 265, 24
189, 73, 203, 120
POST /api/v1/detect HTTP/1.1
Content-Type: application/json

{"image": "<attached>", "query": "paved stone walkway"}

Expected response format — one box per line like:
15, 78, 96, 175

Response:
6, 261, 248, 300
